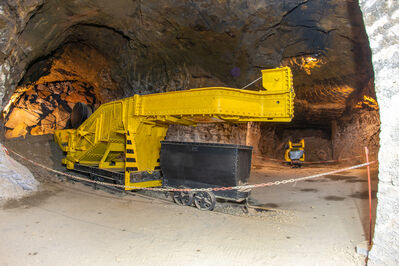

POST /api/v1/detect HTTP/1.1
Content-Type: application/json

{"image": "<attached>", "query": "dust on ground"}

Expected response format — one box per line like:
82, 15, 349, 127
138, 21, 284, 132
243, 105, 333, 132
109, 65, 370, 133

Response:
0, 135, 374, 265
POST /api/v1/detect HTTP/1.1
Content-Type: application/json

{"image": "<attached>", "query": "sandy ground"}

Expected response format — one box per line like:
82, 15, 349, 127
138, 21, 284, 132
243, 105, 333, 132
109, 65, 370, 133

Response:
0, 135, 377, 265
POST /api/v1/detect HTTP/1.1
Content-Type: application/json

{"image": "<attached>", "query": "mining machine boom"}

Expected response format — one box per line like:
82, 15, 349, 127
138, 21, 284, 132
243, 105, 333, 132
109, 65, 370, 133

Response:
54, 67, 295, 193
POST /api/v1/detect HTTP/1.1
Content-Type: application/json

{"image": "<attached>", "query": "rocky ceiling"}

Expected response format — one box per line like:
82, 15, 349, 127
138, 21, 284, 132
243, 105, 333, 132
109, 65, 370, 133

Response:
0, 0, 375, 127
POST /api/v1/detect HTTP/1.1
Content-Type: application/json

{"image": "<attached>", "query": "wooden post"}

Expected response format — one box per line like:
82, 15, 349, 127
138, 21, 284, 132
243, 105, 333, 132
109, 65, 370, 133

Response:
365, 147, 372, 247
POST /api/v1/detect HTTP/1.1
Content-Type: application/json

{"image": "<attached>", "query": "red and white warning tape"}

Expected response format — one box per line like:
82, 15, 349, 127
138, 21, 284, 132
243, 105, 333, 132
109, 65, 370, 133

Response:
4, 145, 376, 192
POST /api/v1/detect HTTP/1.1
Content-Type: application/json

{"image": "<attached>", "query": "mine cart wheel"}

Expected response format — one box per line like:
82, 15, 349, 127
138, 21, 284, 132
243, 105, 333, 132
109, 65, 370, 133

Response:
194, 191, 216, 211
173, 187, 194, 206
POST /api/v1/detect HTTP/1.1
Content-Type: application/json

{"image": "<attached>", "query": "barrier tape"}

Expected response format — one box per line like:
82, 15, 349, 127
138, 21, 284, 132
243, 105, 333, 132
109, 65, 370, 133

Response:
4, 145, 375, 192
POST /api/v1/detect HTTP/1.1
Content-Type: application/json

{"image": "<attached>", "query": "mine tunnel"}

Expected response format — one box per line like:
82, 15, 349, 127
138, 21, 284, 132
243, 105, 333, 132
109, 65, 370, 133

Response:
0, 0, 396, 264
2, 1, 380, 161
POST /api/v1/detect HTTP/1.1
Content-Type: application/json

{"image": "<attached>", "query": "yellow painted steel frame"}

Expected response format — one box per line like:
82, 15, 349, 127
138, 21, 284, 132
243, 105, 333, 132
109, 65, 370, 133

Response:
54, 67, 295, 190
284, 139, 305, 162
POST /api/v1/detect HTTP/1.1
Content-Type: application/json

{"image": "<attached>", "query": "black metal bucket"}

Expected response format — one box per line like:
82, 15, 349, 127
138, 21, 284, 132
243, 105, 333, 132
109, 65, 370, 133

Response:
160, 141, 252, 201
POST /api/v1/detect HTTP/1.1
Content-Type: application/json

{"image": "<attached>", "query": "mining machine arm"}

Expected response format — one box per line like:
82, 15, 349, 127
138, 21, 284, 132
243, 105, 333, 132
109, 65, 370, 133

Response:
54, 67, 295, 190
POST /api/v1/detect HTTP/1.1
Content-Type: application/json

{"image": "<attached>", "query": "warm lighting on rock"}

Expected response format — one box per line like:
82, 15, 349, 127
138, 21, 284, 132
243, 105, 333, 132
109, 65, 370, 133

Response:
4, 81, 97, 139
2, 44, 124, 139
283, 55, 325, 75
2, 86, 30, 118
356, 95, 379, 110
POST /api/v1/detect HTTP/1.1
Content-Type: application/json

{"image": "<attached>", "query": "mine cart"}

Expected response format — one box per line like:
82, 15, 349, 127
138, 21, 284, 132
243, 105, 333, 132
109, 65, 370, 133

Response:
160, 141, 252, 210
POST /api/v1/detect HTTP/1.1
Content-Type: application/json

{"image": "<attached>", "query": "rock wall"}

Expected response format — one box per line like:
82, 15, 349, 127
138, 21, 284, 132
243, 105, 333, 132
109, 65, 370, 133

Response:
166, 124, 247, 145
0, 144, 38, 200
0, 0, 377, 148
257, 124, 333, 162
359, 1, 399, 265
0, 0, 373, 121
332, 109, 380, 162
246, 122, 261, 155
4, 81, 96, 138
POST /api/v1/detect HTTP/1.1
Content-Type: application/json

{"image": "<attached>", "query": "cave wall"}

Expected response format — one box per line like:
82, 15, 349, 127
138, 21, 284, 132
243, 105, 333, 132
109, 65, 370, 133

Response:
1, 43, 125, 138
332, 109, 380, 161
0, 0, 378, 150
359, 1, 399, 265
166, 124, 247, 145
0, 0, 372, 108
0, 0, 380, 160
19, 43, 121, 103
258, 124, 333, 161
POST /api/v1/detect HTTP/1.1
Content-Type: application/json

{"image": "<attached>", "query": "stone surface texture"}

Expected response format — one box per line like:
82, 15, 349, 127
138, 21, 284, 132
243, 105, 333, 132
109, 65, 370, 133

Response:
359, 0, 399, 265
0, 0, 379, 153
332, 109, 380, 161
0, 144, 38, 199
0, 0, 373, 116
166, 124, 247, 145
258, 125, 333, 161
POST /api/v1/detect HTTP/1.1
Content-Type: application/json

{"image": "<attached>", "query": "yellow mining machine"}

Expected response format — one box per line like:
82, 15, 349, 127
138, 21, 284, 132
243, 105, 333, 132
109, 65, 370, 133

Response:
54, 67, 295, 196
285, 139, 305, 167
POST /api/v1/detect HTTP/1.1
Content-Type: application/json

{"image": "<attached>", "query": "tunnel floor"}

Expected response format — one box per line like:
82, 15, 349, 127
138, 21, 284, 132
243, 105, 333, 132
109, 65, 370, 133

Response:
0, 135, 377, 265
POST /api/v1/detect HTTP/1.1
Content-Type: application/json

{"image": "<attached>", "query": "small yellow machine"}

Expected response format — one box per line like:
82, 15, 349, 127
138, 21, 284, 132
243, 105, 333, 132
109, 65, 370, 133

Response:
285, 139, 305, 166
54, 67, 295, 190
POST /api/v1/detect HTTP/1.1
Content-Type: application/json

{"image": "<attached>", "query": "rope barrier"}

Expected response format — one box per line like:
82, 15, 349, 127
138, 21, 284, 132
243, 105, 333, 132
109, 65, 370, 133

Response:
4, 145, 375, 192
255, 155, 364, 164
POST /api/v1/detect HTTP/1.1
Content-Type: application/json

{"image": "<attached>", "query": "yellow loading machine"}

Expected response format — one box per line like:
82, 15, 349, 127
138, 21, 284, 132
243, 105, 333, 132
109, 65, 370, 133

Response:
285, 139, 305, 167
54, 67, 295, 209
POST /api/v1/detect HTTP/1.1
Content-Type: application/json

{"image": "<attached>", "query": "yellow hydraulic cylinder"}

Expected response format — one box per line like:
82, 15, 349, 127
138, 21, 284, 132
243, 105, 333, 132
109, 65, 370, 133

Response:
54, 67, 295, 190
